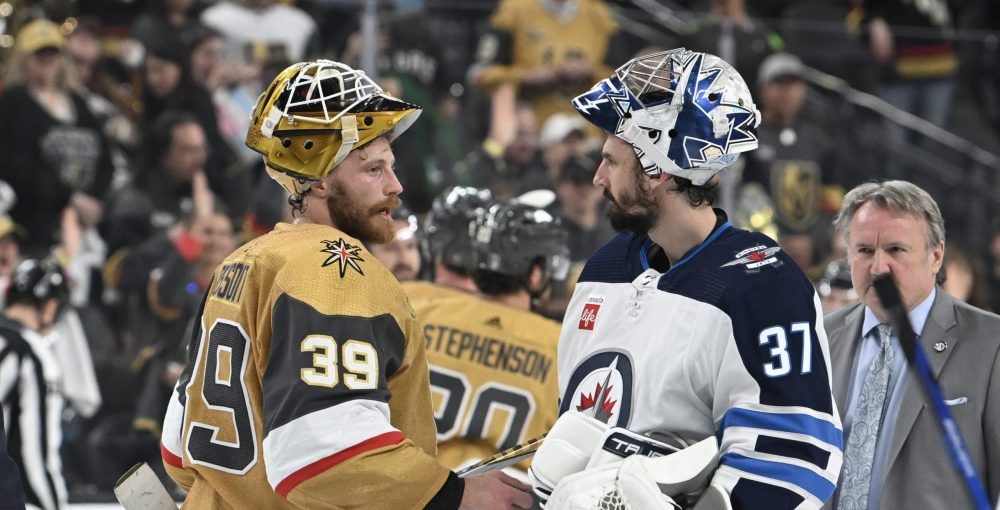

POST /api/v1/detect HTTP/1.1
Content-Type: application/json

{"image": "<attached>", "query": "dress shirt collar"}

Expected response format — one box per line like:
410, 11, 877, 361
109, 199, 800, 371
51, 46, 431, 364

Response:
861, 287, 936, 339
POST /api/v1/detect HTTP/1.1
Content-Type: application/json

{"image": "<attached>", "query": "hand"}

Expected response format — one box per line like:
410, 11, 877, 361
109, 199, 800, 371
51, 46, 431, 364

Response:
70, 191, 104, 227
559, 60, 595, 83
59, 206, 83, 260
869, 17, 894, 64
520, 66, 560, 87
460, 471, 534, 509
188, 171, 215, 242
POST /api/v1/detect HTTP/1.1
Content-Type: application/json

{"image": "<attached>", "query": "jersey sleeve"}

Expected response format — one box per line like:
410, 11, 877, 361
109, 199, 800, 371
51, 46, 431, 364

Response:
259, 291, 451, 508
471, 0, 521, 88
709, 277, 843, 510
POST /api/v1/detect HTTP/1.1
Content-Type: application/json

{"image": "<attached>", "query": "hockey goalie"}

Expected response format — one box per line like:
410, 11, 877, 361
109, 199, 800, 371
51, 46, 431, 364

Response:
529, 48, 843, 510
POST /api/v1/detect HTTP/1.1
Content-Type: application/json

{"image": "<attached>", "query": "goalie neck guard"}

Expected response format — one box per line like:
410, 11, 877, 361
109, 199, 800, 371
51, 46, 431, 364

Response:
246, 60, 422, 197
572, 48, 760, 186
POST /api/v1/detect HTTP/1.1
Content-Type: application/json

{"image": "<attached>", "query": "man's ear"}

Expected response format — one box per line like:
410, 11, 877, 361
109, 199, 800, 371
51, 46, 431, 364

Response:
309, 173, 334, 199
646, 172, 672, 192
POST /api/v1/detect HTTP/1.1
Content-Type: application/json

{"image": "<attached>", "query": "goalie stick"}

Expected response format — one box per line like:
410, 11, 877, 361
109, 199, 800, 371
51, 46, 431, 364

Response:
457, 356, 620, 478
114, 462, 179, 510
873, 275, 992, 510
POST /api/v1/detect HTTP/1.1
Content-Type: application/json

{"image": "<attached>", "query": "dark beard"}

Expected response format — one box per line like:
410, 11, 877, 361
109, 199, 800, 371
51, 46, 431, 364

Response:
326, 182, 399, 244
604, 188, 657, 234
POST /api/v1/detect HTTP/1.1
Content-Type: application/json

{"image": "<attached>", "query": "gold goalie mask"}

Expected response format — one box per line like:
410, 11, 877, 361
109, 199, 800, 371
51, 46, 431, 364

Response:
246, 60, 422, 197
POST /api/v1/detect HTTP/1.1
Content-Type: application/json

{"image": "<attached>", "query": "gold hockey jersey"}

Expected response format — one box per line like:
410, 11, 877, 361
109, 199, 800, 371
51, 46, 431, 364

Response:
161, 222, 450, 509
401, 280, 474, 309
476, 0, 617, 125
412, 291, 561, 471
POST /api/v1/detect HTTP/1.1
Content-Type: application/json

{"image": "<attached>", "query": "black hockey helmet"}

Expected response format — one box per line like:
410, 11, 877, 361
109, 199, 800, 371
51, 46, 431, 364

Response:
475, 199, 570, 281
425, 186, 494, 271
6, 257, 68, 306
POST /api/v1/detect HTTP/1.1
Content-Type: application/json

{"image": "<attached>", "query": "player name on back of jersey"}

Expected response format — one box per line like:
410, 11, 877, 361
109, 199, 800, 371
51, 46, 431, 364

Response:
213, 262, 250, 304
423, 323, 552, 384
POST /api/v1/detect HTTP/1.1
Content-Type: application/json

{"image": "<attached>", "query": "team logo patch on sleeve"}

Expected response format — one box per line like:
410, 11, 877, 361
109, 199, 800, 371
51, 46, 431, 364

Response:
320, 238, 365, 277
578, 296, 604, 330
721, 245, 781, 270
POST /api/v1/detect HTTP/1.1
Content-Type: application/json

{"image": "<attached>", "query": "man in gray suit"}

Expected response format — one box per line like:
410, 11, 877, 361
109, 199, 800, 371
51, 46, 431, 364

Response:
825, 180, 1000, 509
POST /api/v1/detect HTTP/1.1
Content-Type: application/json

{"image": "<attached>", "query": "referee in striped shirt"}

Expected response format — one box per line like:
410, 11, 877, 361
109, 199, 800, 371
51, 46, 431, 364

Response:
0, 258, 68, 509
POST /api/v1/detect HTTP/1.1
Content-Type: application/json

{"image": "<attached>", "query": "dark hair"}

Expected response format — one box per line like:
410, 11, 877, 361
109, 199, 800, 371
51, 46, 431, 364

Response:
626, 152, 717, 207
670, 175, 717, 207
472, 258, 543, 297
136, 110, 201, 188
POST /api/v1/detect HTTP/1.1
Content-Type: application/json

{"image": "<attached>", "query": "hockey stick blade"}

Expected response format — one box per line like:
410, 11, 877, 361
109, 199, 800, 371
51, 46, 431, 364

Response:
114, 462, 179, 510
456, 433, 547, 478
872, 275, 992, 510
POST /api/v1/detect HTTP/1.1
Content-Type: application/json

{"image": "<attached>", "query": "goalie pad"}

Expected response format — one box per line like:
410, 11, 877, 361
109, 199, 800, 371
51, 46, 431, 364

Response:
528, 411, 609, 502
586, 427, 681, 470
547, 455, 680, 510
546, 436, 721, 510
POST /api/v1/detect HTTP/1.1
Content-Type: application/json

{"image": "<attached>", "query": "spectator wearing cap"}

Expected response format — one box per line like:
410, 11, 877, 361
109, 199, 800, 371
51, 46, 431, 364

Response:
539, 112, 591, 182
552, 152, 615, 264
742, 53, 853, 271
0, 19, 115, 257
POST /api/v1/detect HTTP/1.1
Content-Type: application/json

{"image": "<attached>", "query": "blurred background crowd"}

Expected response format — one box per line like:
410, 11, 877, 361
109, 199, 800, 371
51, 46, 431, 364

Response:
0, 0, 998, 504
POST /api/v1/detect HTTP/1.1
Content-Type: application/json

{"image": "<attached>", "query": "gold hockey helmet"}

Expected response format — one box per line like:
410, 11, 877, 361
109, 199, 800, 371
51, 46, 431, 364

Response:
246, 60, 421, 197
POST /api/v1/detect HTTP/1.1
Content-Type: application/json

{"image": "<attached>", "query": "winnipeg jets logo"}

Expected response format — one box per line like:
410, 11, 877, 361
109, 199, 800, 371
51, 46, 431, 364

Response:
577, 380, 618, 417
721, 245, 781, 270
320, 238, 365, 277
561, 353, 635, 425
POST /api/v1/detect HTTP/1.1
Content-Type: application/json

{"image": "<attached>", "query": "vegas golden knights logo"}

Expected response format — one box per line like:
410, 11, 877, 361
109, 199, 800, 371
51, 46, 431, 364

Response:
770, 160, 820, 231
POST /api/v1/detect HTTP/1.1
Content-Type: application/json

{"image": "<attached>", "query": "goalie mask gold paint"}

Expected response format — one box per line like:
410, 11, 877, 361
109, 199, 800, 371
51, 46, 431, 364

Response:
246, 60, 422, 196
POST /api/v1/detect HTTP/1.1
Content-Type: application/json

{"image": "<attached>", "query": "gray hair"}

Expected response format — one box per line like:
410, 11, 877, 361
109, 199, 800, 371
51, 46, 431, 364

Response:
833, 180, 946, 249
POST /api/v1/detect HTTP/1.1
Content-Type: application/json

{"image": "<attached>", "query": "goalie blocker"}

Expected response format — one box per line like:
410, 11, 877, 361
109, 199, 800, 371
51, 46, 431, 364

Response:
529, 411, 729, 509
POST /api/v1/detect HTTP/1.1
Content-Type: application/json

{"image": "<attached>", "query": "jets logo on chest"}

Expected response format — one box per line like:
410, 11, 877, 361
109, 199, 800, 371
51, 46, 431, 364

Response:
560, 351, 634, 427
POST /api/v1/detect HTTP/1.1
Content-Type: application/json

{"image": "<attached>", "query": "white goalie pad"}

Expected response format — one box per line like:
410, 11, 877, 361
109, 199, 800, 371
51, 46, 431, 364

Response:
528, 411, 609, 502
546, 436, 721, 510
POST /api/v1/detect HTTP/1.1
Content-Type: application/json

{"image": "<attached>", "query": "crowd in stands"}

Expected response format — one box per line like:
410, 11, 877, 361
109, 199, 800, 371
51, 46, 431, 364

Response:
0, 0, 998, 503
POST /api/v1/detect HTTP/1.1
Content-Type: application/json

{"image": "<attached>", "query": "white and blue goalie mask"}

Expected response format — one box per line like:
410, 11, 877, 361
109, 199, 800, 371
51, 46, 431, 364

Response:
572, 48, 761, 185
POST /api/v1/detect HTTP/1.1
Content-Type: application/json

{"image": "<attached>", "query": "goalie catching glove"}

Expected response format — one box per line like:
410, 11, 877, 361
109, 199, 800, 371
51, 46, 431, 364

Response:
528, 411, 725, 509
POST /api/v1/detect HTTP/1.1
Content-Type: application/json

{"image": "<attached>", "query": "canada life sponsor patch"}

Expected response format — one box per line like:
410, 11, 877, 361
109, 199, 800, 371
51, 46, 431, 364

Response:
721, 245, 781, 270
579, 295, 604, 330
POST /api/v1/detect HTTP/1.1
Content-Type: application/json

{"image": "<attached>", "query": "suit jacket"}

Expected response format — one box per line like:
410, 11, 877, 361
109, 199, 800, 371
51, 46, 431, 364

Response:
824, 288, 1000, 509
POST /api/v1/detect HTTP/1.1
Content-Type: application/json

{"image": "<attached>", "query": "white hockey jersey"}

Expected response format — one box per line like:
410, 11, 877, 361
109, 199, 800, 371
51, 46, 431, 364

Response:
557, 217, 842, 509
